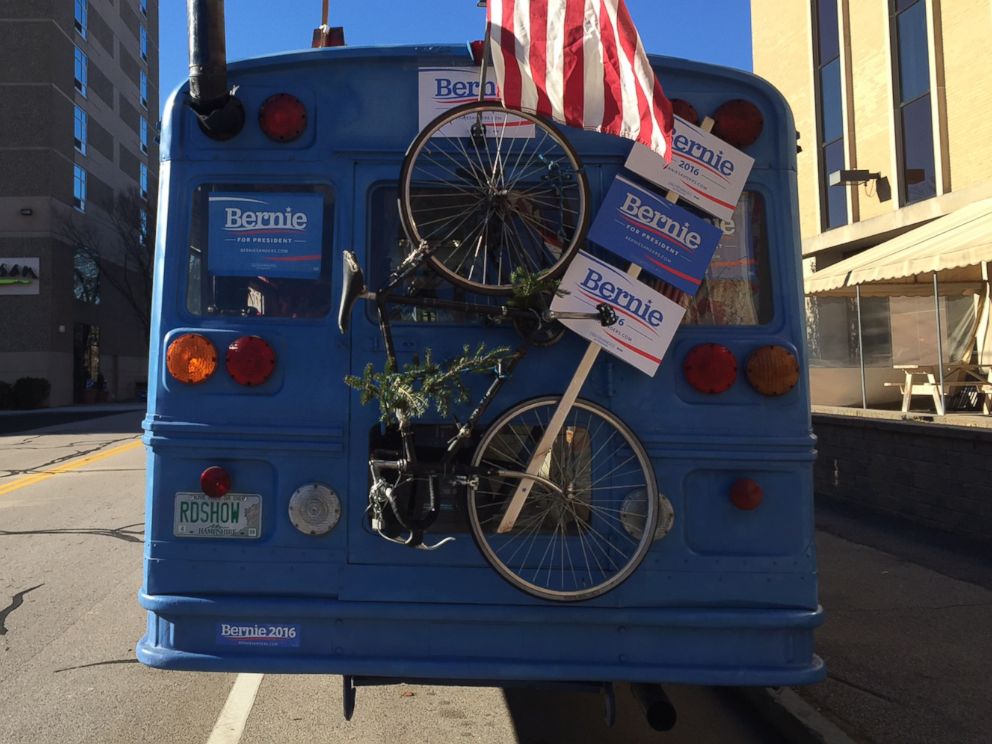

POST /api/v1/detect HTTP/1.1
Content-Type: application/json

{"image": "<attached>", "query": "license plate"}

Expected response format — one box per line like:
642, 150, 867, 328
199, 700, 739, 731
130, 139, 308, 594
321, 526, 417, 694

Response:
173, 492, 262, 539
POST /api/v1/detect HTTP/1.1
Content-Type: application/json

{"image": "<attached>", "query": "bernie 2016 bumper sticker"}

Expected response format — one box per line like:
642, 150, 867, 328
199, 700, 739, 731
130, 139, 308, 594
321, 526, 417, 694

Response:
551, 251, 686, 377
216, 622, 301, 649
588, 175, 724, 296
208, 193, 324, 279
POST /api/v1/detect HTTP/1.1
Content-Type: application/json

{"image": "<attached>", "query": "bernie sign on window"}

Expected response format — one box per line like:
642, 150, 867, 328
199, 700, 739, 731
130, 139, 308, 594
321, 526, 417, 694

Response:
208, 193, 323, 279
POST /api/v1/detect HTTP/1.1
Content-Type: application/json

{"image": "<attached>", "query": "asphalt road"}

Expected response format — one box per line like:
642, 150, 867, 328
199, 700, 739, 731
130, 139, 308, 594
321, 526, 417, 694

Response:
0, 412, 784, 744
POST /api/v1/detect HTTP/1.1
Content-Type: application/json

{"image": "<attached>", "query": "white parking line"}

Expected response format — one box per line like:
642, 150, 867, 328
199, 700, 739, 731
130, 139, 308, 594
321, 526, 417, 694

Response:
206, 673, 264, 744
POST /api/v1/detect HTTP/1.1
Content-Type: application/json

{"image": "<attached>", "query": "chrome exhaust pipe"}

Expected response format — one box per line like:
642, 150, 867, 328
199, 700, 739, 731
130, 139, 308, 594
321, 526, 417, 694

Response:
629, 683, 677, 731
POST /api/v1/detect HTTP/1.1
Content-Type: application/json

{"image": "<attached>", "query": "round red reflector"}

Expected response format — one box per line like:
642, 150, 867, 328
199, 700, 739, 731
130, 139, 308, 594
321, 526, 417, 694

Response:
683, 344, 737, 394
712, 99, 764, 148
226, 336, 277, 386
670, 98, 699, 125
730, 479, 764, 511
259, 93, 307, 142
201, 466, 232, 499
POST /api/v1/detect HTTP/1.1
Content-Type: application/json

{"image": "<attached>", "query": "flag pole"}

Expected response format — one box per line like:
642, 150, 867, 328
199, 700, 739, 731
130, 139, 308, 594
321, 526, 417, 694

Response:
321, 0, 328, 26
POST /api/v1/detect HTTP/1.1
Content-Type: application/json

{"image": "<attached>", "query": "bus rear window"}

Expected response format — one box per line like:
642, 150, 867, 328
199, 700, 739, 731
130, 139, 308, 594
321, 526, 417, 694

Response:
186, 184, 334, 318
680, 191, 772, 326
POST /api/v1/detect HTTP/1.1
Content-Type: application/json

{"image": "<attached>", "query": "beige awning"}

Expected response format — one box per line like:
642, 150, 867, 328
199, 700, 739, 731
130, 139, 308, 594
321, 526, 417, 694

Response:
805, 197, 992, 297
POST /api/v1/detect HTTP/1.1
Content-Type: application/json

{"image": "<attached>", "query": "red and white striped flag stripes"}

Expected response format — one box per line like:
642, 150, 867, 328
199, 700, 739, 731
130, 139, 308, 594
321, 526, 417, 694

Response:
487, 0, 674, 162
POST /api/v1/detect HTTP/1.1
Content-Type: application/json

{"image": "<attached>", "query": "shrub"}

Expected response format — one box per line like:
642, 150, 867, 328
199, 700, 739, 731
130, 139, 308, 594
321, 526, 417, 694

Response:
0, 381, 12, 409
11, 377, 51, 409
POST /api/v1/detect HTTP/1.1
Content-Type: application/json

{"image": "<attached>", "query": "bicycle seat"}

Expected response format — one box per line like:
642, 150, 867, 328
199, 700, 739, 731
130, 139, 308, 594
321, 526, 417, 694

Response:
337, 250, 368, 334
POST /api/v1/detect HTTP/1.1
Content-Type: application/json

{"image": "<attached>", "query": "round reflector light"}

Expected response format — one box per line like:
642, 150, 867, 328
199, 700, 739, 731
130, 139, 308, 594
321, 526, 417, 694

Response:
259, 93, 307, 142
683, 344, 737, 394
226, 336, 276, 386
746, 345, 800, 396
166, 333, 218, 385
200, 466, 232, 499
670, 98, 699, 125
712, 99, 764, 148
730, 478, 764, 511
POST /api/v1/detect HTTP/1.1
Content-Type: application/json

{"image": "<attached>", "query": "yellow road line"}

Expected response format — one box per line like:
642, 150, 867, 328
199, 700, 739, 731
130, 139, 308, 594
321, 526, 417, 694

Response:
0, 438, 143, 497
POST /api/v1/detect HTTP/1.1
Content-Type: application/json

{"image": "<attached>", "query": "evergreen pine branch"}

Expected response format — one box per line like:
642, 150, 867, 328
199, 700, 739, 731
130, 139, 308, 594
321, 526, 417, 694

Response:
344, 344, 512, 426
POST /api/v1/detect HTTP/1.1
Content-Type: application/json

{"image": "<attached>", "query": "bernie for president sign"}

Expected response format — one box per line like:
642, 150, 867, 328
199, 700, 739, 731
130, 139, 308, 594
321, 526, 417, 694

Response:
588, 175, 724, 296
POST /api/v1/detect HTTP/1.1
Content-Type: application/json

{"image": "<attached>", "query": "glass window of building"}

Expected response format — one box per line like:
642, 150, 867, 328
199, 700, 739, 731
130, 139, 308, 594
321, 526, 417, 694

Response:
140, 70, 148, 108
814, 0, 847, 230
140, 116, 148, 154
892, 0, 936, 204
141, 0, 148, 16
140, 25, 148, 61
74, 0, 87, 37
74, 105, 87, 155
73, 248, 101, 305
73, 165, 87, 212
74, 47, 88, 97
140, 163, 149, 199
140, 209, 149, 243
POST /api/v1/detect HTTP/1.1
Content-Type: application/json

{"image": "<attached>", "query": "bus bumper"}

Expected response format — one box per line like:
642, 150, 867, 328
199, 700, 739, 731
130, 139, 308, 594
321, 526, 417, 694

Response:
136, 593, 825, 686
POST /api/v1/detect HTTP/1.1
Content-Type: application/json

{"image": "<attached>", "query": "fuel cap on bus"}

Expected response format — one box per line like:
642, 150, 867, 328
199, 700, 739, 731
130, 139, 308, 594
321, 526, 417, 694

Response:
288, 483, 341, 536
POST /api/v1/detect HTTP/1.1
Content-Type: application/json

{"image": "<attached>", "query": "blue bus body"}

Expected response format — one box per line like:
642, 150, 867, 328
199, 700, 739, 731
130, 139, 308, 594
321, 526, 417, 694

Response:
138, 43, 823, 686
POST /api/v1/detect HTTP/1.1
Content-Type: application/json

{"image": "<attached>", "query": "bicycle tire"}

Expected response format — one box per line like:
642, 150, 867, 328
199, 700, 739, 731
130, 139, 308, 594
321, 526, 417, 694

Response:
468, 396, 658, 601
399, 101, 589, 296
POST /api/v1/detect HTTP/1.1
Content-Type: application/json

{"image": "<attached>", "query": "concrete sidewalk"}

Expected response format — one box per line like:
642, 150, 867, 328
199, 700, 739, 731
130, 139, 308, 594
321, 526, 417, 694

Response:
0, 403, 145, 435
792, 504, 992, 744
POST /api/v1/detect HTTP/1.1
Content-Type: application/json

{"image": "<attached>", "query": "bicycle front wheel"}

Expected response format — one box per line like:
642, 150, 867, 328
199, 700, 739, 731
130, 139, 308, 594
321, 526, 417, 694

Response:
399, 102, 589, 295
468, 397, 658, 601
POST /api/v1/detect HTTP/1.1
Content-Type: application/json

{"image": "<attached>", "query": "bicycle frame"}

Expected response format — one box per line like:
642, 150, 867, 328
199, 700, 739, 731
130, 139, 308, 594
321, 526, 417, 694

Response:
343, 240, 617, 548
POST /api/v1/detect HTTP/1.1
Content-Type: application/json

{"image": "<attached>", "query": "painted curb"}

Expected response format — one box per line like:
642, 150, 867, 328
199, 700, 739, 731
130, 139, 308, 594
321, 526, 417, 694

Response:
735, 686, 859, 744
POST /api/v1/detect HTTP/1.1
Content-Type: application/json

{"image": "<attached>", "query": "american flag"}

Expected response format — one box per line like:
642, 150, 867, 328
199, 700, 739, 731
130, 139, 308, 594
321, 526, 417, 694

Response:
487, 0, 674, 161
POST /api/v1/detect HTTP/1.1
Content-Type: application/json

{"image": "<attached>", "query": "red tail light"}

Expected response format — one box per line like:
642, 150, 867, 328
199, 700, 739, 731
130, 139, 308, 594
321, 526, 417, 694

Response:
259, 93, 307, 142
201, 466, 232, 499
470, 39, 486, 66
670, 98, 699, 126
226, 336, 276, 386
712, 99, 764, 148
730, 479, 763, 511
683, 344, 737, 394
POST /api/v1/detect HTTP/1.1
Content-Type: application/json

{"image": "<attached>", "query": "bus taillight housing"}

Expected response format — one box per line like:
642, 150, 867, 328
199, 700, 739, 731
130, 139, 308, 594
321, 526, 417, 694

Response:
712, 99, 764, 148
226, 336, 276, 386
166, 333, 218, 384
683, 344, 737, 394
746, 346, 800, 396
259, 93, 308, 142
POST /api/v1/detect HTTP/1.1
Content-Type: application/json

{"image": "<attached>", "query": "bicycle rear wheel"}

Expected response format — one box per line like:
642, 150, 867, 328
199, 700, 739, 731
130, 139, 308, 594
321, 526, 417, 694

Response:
399, 101, 589, 295
468, 397, 658, 601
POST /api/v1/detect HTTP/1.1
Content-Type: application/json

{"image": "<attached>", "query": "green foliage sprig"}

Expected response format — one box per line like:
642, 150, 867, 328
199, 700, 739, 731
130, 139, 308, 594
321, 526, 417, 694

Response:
345, 344, 512, 426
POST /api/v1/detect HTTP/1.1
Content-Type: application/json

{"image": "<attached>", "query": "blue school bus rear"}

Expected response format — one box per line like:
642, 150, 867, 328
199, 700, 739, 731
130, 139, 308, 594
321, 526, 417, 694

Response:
138, 42, 823, 687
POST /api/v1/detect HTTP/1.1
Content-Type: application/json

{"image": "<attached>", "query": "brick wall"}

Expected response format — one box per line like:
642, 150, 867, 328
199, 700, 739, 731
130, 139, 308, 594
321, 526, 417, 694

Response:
813, 413, 992, 541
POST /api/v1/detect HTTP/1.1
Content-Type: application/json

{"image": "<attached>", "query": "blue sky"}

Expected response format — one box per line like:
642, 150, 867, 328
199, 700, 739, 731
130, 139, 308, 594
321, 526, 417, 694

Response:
159, 1, 752, 109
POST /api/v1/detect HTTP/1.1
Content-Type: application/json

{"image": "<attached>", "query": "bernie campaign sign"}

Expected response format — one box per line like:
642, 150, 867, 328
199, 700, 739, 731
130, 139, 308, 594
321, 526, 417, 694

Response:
208, 193, 324, 278
588, 175, 724, 296
625, 116, 755, 222
550, 251, 685, 377
418, 68, 533, 138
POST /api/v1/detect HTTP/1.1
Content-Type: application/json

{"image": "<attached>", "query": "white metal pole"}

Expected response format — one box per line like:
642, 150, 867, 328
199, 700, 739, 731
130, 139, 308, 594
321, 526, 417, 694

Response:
856, 284, 867, 409
934, 272, 946, 415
